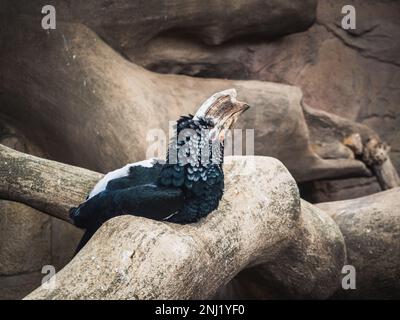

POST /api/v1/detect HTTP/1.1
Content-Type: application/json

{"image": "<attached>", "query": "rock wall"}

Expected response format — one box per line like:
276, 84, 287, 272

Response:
4, 1, 396, 201
126, 0, 400, 201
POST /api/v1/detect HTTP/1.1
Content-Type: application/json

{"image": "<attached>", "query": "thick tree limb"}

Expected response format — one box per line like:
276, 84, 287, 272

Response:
4, 0, 317, 48
0, 145, 345, 299
317, 188, 400, 299
215, 200, 347, 299
361, 139, 400, 190
0, 144, 102, 223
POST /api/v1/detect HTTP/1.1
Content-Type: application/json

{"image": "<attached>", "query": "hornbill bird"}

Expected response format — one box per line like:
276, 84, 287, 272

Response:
70, 89, 250, 252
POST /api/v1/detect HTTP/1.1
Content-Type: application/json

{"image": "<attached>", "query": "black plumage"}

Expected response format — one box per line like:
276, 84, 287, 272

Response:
69, 89, 249, 252
70, 163, 185, 252
70, 116, 224, 252
158, 116, 224, 223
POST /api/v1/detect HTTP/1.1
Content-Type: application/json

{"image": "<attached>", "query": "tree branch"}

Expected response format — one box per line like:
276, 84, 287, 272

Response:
362, 139, 400, 190
317, 188, 400, 299
0, 146, 345, 299
0, 144, 102, 223
3, 143, 398, 299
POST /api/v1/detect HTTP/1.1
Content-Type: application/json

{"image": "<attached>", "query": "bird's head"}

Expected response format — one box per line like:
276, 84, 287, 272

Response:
170, 89, 250, 168
193, 88, 250, 142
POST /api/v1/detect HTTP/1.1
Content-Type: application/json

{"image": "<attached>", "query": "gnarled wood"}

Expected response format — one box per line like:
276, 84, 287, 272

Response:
0, 145, 345, 299
362, 139, 400, 190
2, 144, 399, 299
318, 188, 400, 299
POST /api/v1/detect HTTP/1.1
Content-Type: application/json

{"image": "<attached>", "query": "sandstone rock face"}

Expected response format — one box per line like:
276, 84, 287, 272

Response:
25, 156, 345, 300
5, 0, 317, 47
120, 0, 400, 201
0, 272, 44, 300
126, 0, 400, 158
297, 1, 400, 190
0, 20, 374, 184
318, 188, 400, 299
0, 200, 82, 300
0, 201, 51, 275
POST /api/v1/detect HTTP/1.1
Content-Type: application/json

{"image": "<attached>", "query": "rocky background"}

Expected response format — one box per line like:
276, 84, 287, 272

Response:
0, 0, 399, 299
129, 0, 400, 201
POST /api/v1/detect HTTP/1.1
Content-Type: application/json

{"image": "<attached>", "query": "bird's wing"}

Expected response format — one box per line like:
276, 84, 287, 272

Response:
106, 161, 164, 192
70, 184, 184, 229
88, 159, 161, 199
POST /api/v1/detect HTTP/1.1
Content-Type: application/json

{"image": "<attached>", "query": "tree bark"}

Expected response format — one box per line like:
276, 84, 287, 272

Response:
2, 144, 399, 299
0, 144, 102, 223
361, 139, 400, 190
317, 188, 400, 299
0, 144, 346, 299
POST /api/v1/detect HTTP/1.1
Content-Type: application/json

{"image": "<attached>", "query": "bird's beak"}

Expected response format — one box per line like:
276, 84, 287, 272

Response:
194, 89, 250, 139
214, 100, 250, 131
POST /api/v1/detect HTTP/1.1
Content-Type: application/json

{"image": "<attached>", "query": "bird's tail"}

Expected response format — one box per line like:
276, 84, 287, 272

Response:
74, 227, 98, 255
69, 205, 102, 255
